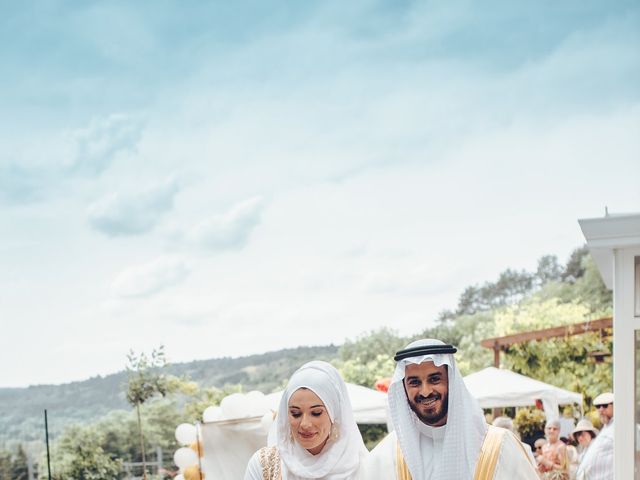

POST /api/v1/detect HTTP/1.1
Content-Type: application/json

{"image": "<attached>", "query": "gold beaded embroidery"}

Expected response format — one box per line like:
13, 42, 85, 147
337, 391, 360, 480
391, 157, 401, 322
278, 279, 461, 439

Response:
258, 446, 282, 480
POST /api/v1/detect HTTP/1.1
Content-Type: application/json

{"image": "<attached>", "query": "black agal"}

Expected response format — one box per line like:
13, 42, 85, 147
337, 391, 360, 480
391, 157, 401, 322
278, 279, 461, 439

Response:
393, 344, 457, 361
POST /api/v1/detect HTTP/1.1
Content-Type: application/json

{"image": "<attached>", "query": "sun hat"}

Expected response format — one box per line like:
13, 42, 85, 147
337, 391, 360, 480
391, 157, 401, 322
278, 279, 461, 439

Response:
572, 418, 598, 436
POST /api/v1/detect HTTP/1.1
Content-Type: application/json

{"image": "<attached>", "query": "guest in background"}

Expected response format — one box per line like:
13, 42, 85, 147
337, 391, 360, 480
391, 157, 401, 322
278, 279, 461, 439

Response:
571, 419, 598, 464
537, 419, 568, 479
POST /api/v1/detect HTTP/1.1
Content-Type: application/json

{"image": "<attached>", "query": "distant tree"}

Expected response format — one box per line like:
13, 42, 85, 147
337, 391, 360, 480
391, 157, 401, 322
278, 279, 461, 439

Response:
572, 255, 612, 314
96, 399, 189, 465
125, 346, 173, 480
339, 328, 405, 364
506, 331, 612, 408
11, 445, 28, 480
43, 425, 121, 480
535, 255, 562, 286
490, 297, 612, 407
183, 384, 241, 423
490, 269, 535, 307
562, 246, 589, 283
338, 354, 396, 388
0, 448, 13, 479
453, 269, 534, 317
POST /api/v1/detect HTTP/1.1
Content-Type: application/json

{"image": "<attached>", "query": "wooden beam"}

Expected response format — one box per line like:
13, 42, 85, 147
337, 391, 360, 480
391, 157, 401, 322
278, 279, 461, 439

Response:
480, 316, 612, 350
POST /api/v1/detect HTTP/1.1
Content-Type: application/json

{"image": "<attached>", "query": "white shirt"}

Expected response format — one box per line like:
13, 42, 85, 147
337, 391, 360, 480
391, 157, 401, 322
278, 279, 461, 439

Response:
576, 420, 613, 480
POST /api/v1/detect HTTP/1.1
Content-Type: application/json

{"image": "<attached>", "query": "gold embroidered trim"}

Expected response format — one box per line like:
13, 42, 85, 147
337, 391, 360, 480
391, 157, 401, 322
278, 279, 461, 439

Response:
258, 446, 282, 480
474, 425, 506, 480
395, 441, 412, 480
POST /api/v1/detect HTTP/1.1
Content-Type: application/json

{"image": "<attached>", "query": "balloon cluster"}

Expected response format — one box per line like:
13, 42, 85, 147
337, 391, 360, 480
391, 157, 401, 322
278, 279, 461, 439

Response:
173, 390, 276, 478
173, 423, 204, 480
203, 390, 274, 431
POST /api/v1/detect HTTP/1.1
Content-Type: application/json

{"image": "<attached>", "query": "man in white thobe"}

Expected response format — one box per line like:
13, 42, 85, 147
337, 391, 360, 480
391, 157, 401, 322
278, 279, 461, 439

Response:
576, 392, 613, 480
363, 339, 538, 480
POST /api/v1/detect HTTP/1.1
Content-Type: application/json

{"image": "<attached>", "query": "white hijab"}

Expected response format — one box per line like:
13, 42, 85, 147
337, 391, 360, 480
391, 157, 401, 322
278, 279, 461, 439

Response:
274, 361, 367, 479
388, 339, 487, 480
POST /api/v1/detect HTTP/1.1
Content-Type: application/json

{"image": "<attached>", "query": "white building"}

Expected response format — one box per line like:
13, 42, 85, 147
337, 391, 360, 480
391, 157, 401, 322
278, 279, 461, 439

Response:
579, 211, 640, 480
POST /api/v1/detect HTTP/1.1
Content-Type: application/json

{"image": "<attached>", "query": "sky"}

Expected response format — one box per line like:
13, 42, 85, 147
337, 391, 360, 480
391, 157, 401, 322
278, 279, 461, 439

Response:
1, 0, 639, 388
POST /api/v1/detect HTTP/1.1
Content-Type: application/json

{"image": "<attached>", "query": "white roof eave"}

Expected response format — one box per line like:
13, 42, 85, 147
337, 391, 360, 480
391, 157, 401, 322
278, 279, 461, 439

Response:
578, 212, 640, 289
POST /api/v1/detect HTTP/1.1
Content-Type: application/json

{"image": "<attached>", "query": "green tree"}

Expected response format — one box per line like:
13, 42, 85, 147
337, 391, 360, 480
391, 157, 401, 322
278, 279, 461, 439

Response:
505, 331, 612, 408
125, 346, 173, 480
535, 255, 562, 286
183, 384, 242, 422
97, 399, 190, 465
339, 328, 405, 364
11, 445, 28, 480
338, 354, 396, 388
562, 246, 589, 283
475, 293, 613, 408
337, 328, 404, 387
43, 425, 121, 480
0, 448, 14, 480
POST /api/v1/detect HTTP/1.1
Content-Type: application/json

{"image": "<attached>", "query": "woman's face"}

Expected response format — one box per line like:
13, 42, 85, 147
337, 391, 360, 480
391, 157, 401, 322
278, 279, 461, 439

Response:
288, 388, 332, 455
576, 431, 593, 447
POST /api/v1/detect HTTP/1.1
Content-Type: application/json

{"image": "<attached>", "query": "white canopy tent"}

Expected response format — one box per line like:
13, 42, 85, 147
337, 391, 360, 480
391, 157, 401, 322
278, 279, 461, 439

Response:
463, 366, 583, 419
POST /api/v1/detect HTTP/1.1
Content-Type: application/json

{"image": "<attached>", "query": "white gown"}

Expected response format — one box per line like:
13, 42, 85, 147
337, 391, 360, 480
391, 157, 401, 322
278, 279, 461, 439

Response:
362, 428, 539, 480
244, 448, 367, 480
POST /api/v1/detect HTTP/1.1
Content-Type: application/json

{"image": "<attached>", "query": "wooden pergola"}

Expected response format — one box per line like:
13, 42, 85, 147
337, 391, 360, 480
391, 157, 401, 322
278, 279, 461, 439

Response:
481, 316, 612, 367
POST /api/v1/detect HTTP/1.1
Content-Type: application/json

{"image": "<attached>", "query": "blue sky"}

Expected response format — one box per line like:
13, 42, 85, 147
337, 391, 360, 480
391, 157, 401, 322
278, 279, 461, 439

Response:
1, 1, 639, 387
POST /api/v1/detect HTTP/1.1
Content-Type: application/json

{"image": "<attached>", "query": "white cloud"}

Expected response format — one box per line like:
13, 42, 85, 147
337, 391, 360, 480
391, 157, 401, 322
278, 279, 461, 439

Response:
69, 114, 144, 175
111, 255, 190, 298
87, 177, 180, 236
186, 196, 265, 251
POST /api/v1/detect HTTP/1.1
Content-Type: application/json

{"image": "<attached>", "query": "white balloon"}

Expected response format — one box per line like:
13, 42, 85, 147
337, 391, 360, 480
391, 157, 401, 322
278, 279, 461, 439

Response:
202, 405, 223, 423
246, 390, 269, 416
260, 411, 274, 433
174, 423, 197, 446
173, 447, 198, 470
220, 392, 250, 419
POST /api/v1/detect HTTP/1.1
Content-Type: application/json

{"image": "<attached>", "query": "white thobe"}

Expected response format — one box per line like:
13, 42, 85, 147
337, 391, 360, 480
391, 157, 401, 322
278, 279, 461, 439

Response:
415, 422, 445, 478
363, 428, 538, 480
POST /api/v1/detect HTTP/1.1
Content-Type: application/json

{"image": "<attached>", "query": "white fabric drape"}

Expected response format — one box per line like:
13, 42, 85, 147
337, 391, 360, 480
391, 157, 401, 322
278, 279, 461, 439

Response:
387, 339, 487, 480
274, 361, 367, 479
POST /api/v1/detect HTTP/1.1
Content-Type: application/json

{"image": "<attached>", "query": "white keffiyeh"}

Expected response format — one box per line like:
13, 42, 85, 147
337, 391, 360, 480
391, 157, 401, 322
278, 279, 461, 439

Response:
274, 361, 367, 479
388, 339, 487, 480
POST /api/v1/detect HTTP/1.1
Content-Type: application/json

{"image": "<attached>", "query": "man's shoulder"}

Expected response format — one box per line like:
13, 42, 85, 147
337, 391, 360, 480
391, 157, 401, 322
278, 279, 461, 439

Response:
484, 425, 531, 461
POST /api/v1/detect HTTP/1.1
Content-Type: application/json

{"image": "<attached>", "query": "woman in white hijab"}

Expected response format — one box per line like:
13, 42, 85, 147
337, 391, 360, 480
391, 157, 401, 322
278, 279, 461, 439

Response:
244, 361, 368, 480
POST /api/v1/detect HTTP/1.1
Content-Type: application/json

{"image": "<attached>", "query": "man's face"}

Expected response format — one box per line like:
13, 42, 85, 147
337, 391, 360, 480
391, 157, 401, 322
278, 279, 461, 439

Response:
596, 402, 613, 425
403, 361, 449, 427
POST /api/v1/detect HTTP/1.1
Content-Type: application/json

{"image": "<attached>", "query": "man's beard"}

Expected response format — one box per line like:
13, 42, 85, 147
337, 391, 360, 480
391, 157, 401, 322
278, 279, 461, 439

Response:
409, 391, 449, 426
